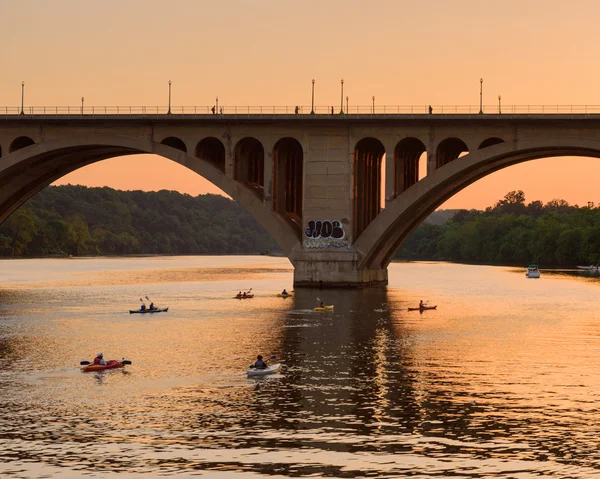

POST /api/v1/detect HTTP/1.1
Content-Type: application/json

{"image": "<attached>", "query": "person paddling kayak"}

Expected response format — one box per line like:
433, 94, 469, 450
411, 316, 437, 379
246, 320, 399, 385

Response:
254, 355, 268, 369
93, 352, 107, 366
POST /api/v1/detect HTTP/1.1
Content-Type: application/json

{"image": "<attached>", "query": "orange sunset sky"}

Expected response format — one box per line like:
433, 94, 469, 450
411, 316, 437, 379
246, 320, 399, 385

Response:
2, 0, 600, 210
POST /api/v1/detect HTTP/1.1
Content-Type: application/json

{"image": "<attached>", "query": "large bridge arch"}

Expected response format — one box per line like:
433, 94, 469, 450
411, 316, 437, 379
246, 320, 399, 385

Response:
355, 137, 600, 271
0, 134, 300, 256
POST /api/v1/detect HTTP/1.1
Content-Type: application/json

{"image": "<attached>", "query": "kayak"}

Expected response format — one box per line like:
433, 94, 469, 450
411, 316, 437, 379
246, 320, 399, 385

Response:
314, 305, 334, 311
408, 305, 437, 311
234, 294, 254, 299
82, 360, 127, 372
277, 293, 293, 297
129, 307, 168, 314
247, 363, 281, 377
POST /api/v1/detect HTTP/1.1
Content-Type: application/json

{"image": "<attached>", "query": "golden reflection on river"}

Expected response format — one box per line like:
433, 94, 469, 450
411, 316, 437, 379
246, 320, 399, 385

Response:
1, 257, 600, 478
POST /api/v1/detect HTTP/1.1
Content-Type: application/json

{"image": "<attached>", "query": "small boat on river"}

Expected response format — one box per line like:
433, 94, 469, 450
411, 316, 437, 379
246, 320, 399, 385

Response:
526, 264, 540, 278
408, 305, 437, 311
129, 307, 169, 314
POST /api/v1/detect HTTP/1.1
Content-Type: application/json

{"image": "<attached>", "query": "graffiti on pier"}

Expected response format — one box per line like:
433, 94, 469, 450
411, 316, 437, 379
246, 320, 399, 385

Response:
303, 220, 350, 250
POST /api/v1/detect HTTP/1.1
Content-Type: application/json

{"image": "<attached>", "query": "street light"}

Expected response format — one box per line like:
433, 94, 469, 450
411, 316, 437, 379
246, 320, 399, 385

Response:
346, 95, 349, 114
479, 78, 483, 114
372, 96, 375, 114
216, 96, 219, 112
311, 79, 315, 114
498, 95, 501, 114
168, 80, 172, 114
20, 81, 25, 115
340, 79, 344, 114
81, 97, 84, 115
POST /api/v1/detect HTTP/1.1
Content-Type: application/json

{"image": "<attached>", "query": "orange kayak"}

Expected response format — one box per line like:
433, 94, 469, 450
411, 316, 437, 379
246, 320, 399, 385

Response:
82, 360, 126, 372
234, 294, 254, 299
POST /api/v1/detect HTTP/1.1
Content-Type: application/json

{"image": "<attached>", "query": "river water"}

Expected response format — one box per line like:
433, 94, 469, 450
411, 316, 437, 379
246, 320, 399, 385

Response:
1, 257, 600, 478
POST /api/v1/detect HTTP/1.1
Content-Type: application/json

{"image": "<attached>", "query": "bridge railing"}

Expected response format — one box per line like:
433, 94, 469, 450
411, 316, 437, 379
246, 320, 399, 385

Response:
4, 105, 600, 116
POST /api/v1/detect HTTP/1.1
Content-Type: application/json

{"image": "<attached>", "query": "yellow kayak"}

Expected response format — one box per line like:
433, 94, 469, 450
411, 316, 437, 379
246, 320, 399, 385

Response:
277, 293, 293, 297
314, 305, 334, 311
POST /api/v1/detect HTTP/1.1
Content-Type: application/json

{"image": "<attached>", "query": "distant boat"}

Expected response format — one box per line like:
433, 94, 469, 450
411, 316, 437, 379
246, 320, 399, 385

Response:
526, 264, 540, 278
576, 265, 599, 271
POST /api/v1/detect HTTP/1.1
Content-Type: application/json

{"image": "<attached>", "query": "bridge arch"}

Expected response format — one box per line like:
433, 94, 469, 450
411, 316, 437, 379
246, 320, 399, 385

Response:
0, 134, 300, 256
272, 137, 303, 233
195, 137, 225, 173
394, 137, 426, 196
9, 136, 35, 153
354, 137, 600, 271
478, 137, 505, 149
161, 136, 187, 152
234, 137, 264, 199
435, 137, 468, 169
353, 137, 385, 240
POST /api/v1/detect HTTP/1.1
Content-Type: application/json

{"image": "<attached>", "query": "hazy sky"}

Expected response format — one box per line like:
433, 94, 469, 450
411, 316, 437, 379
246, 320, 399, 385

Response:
2, 0, 600, 209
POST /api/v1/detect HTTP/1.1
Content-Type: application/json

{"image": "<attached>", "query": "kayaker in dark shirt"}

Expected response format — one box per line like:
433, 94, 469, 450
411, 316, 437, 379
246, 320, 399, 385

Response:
419, 300, 424, 308
254, 355, 268, 369
140, 303, 146, 311
319, 301, 324, 308
93, 352, 107, 366
149, 302, 155, 310
282, 289, 287, 295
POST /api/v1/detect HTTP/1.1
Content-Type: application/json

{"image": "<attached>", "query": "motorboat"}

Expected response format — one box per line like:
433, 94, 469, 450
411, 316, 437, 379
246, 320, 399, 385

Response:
525, 264, 540, 278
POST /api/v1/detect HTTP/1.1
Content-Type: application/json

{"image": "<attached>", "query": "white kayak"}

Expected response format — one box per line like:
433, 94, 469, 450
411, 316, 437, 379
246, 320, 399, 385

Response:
247, 363, 281, 377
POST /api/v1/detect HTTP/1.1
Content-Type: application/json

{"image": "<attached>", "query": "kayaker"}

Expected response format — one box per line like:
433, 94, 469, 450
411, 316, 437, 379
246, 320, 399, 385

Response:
254, 355, 268, 369
140, 303, 146, 311
93, 352, 107, 366
237, 291, 242, 298
319, 301, 324, 308
419, 300, 424, 308
149, 302, 155, 310
282, 289, 288, 295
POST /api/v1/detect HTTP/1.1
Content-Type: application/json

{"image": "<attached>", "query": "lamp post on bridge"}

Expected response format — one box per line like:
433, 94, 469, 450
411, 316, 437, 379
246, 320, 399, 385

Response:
346, 96, 349, 114
20, 81, 25, 115
81, 97, 84, 115
340, 79, 344, 114
168, 80, 172, 114
479, 78, 483, 114
216, 96, 219, 113
311, 79, 315, 114
498, 95, 501, 114
372, 96, 375, 114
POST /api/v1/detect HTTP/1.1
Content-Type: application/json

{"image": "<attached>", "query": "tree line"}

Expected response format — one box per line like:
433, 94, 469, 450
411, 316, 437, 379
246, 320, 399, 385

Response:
397, 190, 600, 267
0, 185, 279, 257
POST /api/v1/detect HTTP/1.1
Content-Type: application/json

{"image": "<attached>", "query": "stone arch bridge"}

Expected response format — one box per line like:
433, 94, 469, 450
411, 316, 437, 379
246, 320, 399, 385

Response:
1, 113, 598, 287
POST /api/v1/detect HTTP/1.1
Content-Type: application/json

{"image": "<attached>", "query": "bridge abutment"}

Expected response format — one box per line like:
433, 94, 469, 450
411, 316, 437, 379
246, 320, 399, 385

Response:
292, 250, 388, 288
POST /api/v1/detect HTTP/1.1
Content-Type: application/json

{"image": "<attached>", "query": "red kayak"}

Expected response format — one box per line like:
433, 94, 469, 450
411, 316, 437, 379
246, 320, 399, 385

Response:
408, 305, 437, 311
82, 360, 126, 372
234, 294, 254, 299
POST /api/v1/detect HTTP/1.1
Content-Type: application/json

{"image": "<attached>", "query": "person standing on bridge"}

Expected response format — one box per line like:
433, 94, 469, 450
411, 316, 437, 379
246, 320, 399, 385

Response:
211, 106, 216, 114
428, 105, 433, 115
331, 106, 334, 116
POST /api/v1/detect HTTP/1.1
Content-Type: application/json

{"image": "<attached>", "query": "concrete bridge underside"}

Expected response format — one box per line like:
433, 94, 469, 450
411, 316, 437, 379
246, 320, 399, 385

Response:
1, 116, 600, 287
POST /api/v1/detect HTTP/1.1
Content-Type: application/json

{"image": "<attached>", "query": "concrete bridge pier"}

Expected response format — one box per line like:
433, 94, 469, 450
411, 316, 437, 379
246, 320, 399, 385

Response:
291, 249, 388, 288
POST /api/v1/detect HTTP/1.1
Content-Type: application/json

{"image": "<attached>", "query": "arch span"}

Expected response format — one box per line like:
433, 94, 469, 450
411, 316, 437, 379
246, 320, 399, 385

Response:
353, 137, 385, 240
234, 137, 264, 199
272, 137, 303, 233
161, 136, 187, 152
394, 137, 426, 196
0, 134, 300, 256
436, 137, 468, 169
354, 137, 600, 270
196, 137, 225, 173
9, 136, 35, 153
